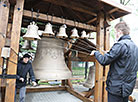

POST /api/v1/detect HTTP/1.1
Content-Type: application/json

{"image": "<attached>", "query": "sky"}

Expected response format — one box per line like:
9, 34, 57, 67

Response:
111, 0, 138, 46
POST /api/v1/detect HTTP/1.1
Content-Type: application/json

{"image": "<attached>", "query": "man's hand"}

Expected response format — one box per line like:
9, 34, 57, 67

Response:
90, 50, 97, 56
32, 81, 37, 86
19, 77, 24, 82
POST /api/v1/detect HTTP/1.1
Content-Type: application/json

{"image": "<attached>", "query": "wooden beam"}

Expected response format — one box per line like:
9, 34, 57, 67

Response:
26, 86, 66, 93
1, 87, 6, 102
66, 87, 93, 102
5, 0, 24, 102
9, 0, 16, 5
100, 0, 131, 13
94, 12, 104, 102
108, 8, 119, 14
0, 0, 10, 48
67, 52, 73, 89
71, 54, 96, 62
103, 16, 110, 102
42, 0, 97, 17
23, 10, 96, 31
0, 1, 10, 101
87, 18, 97, 24
87, 8, 119, 24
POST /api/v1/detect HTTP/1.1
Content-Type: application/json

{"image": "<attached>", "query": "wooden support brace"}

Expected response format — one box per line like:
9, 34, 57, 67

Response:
66, 87, 93, 102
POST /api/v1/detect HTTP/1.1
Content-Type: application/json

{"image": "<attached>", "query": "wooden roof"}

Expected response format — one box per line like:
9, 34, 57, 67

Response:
23, 0, 131, 27
21, 0, 131, 60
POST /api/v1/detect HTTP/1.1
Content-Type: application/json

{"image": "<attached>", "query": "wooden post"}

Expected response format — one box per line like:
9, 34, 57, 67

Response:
0, 0, 10, 48
5, 0, 24, 102
0, 1, 10, 101
94, 12, 104, 102
103, 16, 110, 102
67, 52, 73, 89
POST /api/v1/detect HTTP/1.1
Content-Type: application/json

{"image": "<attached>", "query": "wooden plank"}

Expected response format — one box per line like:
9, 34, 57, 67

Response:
66, 87, 93, 102
1, 87, 6, 102
94, 12, 104, 102
0, 1, 10, 101
87, 18, 97, 24
67, 52, 73, 89
43, 0, 96, 16
0, 0, 10, 48
108, 8, 119, 14
9, 0, 16, 5
23, 10, 96, 31
5, 0, 24, 102
103, 16, 110, 102
26, 86, 66, 93
100, 0, 131, 13
87, 8, 119, 24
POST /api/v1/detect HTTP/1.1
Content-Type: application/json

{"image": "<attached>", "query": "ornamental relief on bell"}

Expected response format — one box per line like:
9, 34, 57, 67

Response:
37, 48, 64, 60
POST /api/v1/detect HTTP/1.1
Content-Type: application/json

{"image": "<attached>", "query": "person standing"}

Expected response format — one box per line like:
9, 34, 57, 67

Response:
92, 22, 138, 102
15, 53, 37, 102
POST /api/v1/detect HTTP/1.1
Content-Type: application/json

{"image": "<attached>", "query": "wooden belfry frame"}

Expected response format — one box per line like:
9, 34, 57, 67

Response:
0, 0, 131, 102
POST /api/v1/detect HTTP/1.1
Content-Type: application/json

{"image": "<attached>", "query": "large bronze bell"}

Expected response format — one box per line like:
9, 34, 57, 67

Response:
32, 37, 72, 80
23, 22, 41, 40
83, 65, 95, 88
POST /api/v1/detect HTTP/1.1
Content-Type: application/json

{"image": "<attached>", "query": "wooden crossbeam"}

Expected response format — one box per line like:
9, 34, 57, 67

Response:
23, 10, 96, 31
42, 0, 97, 17
26, 86, 66, 93
71, 53, 96, 62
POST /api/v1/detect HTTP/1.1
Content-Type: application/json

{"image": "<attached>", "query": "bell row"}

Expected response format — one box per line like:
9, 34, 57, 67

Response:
23, 21, 95, 40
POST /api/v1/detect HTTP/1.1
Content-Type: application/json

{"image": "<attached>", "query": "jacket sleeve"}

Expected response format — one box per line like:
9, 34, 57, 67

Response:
29, 64, 36, 82
16, 63, 21, 80
94, 43, 123, 66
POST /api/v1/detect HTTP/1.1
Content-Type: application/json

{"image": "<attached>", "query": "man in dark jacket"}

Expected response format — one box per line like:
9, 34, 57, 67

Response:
15, 53, 36, 102
92, 22, 138, 102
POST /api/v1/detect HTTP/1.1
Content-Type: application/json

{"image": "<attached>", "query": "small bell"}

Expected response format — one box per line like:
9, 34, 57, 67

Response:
43, 23, 54, 37
56, 24, 68, 38
80, 30, 88, 39
23, 21, 41, 40
88, 32, 95, 39
70, 28, 79, 38
22, 40, 30, 50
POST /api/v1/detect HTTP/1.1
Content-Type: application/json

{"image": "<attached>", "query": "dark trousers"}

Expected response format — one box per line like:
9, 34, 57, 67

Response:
108, 92, 129, 102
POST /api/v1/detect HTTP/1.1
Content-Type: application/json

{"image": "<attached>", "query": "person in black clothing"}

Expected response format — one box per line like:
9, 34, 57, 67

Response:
91, 22, 138, 102
15, 54, 37, 102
